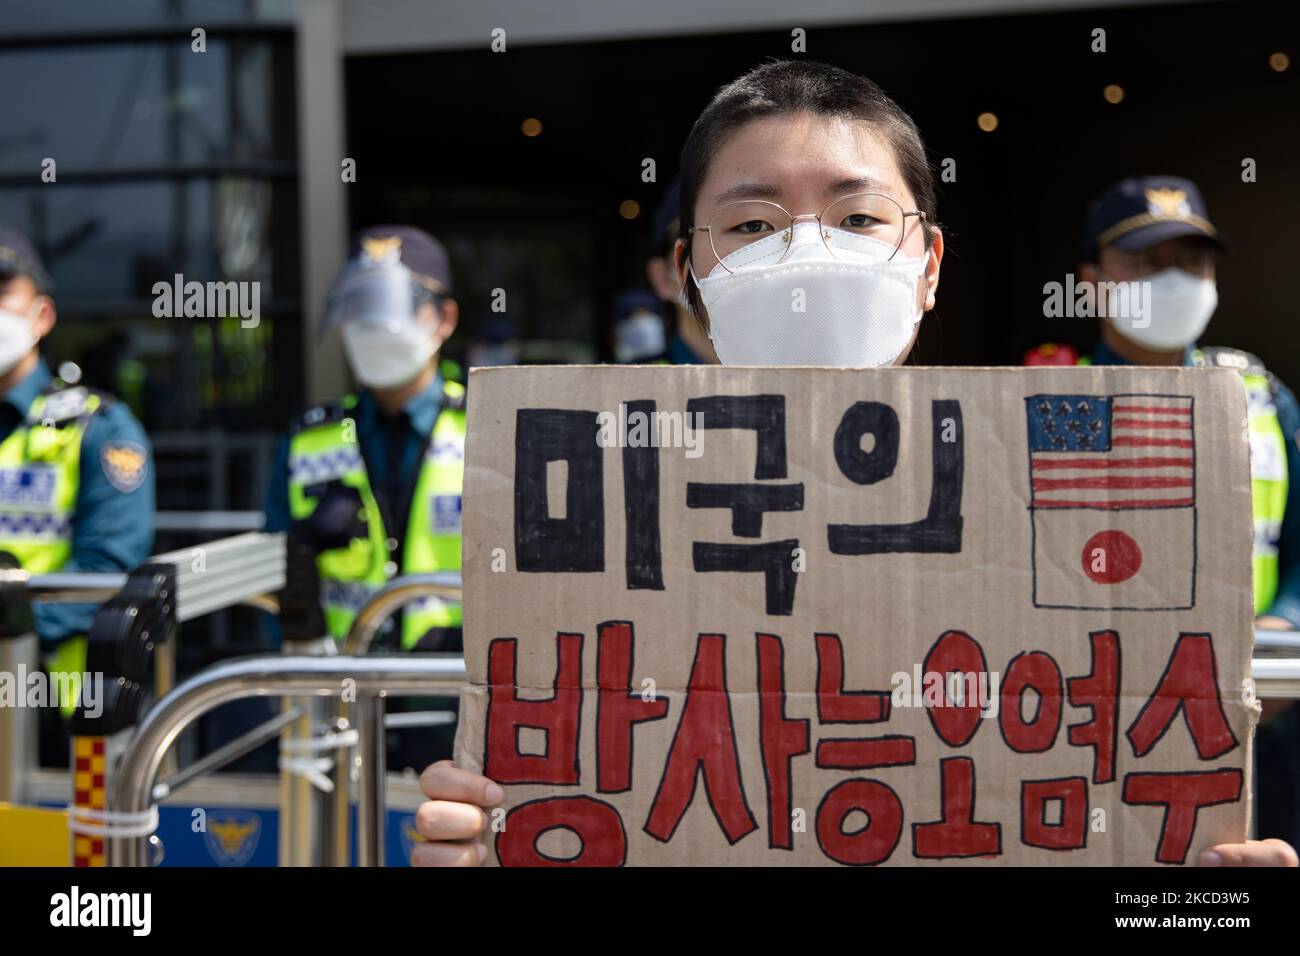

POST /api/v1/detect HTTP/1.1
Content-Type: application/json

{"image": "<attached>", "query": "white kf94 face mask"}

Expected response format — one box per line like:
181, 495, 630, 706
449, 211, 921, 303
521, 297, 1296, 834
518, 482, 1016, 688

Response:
691, 221, 929, 367
341, 321, 437, 389
0, 306, 37, 377
1105, 267, 1218, 351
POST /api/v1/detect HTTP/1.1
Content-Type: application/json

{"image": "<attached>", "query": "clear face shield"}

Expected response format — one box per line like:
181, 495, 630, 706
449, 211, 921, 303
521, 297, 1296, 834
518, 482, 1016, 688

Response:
321, 255, 445, 388
320, 256, 439, 339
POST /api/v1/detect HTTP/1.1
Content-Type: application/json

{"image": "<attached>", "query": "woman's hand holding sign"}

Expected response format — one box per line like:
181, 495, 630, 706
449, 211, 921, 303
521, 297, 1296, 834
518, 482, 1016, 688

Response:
410, 761, 501, 867
1199, 841, 1298, 867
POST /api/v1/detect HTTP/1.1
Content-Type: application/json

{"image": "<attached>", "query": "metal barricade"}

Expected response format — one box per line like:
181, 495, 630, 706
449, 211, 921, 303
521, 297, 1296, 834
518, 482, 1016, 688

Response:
111, 654, 466, 867
1254, 657, 1300, 698
5, 532, 286, 702
0, 532, 288, 809
341, 572, 463, 655
1253, 630, 1300, 699
300, 573, 464, 865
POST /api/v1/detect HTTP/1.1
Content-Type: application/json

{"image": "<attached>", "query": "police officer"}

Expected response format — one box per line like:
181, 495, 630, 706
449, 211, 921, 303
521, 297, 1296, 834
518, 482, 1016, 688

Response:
645, 181, 719, 365
264, 226, 465, 766
0, 227, 154, 752
611, 289, 669, 364
1026, 176, 1300, 846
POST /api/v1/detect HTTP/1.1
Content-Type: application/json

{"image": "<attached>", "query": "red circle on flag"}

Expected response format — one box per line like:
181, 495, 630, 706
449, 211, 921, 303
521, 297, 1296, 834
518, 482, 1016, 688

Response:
1081, 530, 1142, 584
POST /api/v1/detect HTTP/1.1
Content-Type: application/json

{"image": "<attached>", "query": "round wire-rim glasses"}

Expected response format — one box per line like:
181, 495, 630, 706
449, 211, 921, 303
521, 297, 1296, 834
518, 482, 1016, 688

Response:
689, 192, 927, 275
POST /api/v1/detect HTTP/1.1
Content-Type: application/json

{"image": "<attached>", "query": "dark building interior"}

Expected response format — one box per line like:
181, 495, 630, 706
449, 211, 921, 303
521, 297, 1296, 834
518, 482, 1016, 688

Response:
347, 0, 1299, 380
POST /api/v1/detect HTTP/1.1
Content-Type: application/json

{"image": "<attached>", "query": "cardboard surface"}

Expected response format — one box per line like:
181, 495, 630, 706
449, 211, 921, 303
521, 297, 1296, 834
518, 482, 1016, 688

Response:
454, 365, 1258, 866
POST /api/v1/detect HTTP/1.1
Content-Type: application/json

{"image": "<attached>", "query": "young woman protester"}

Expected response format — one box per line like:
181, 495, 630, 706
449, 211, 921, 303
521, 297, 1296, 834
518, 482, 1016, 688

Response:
410, 60, 1297, 868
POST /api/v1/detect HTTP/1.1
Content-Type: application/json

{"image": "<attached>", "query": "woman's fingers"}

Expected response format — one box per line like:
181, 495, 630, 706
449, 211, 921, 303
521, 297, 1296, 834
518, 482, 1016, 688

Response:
414, 799, 488, 842
410, 840, 487, 867
1199, 839, 1299, 867
409, 761, 503, 866
418, 759, 505, 806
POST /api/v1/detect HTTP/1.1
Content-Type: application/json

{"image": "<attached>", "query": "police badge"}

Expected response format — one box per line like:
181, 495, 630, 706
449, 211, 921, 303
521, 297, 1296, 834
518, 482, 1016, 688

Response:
100, 441, 148, 494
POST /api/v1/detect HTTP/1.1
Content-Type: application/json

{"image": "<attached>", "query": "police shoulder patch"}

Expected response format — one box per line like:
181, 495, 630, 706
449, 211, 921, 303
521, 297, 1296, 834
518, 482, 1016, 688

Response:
1197, 346, 1279, 396
290, 398, 351, 434
43, 386, 89, 421
1197, 346, 1266, 375
28, 386, 92, 426
100, 440, 148, 493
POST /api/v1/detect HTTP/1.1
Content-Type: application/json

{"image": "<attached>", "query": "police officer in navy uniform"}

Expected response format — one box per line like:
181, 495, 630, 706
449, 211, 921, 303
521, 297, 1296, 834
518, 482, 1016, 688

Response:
611, 289, 671, 364
1026, 176, 1300, 847
0, 227, 154, 763
645, 181, 719, 365
265, 226, 466, 770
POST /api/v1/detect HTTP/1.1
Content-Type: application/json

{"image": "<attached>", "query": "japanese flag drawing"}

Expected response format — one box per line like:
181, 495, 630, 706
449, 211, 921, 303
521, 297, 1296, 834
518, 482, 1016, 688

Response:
1026, 393, 1196, 610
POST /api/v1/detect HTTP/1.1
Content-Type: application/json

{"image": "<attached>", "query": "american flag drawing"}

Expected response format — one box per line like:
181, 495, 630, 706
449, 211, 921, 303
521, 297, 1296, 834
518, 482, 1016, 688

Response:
1026, 394, 1196, 610
1028, 395, 1195, 508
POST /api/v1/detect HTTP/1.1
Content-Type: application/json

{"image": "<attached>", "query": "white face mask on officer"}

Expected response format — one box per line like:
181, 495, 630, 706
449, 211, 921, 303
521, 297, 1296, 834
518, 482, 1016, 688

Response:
323, 257, 444, 389
0, 301, 39, 377
1103, 267, 1218, 351
614, 309, 667, 363
691, 221, 929, 367
340, 321, 437, 389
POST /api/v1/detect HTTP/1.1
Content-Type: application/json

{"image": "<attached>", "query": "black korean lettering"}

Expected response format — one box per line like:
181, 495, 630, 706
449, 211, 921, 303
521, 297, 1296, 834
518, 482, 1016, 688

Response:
686, 394, 787, 478
693, 540, 800, 615
828, 399, 964, 554
515, 408, 604, 572
622, 399, 663, 589
685, 394, 800, 614
686, 483, 804, 537
833, 400, 899, 485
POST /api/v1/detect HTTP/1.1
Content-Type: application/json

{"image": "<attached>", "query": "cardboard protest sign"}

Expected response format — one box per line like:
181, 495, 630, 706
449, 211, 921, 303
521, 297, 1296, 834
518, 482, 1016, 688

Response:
453, 365, 1258, 866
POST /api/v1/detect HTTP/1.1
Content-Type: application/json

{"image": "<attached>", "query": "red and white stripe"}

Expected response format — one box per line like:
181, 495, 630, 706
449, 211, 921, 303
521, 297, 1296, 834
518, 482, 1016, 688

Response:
1031, 396, 1193, 509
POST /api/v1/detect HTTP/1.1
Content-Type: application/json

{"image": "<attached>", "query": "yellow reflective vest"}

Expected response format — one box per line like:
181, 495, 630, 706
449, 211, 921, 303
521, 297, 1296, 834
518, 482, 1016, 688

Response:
286, 382, 465, 648
0, 385, 104, 715
1191, 347, 1289, 612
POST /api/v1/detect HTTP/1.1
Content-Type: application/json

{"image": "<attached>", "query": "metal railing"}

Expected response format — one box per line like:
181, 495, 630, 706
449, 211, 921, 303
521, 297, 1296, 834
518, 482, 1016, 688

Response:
1254, 657, 1300, 698
153, 511, 265, 533
0, 532, 289, 801
1254, 631, 1300, 653
9, 531, 286, 623
111, 654, 466, 867
309, 573, 464, 865
341, 572, 463, 655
